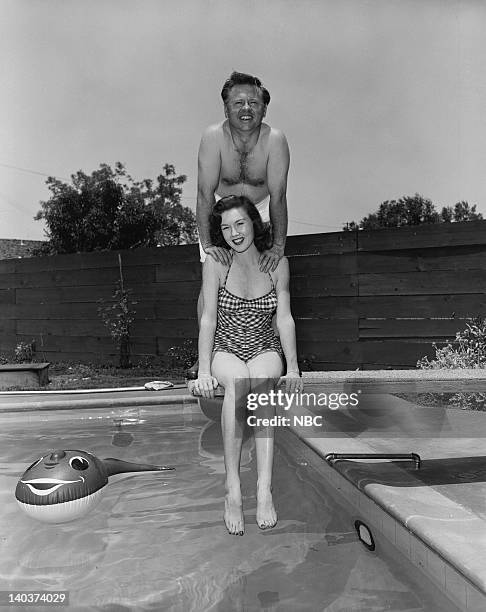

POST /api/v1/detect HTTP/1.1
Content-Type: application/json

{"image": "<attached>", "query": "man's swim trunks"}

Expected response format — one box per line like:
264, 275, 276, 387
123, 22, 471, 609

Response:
198, 194, 271, 263
212, 262, 282, 363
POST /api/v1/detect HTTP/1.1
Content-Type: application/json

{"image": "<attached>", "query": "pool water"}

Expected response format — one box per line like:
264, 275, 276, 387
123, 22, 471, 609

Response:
0, 407, 454, 611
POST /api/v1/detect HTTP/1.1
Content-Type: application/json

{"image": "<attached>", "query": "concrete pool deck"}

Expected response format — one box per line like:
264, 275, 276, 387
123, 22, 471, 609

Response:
1, 369, 485, 610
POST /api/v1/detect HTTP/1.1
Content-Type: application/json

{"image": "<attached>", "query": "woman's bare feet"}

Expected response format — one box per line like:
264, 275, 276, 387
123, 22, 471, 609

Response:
224, 487, 244, 536
256, 486, 277, 529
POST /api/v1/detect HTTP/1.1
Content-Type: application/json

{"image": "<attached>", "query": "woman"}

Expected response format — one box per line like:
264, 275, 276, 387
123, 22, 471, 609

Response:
192, 195, 302, 536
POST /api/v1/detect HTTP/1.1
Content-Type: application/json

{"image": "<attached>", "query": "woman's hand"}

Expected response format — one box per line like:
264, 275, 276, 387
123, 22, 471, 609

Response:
192, 373, 219, 398
278, 371, 303, 393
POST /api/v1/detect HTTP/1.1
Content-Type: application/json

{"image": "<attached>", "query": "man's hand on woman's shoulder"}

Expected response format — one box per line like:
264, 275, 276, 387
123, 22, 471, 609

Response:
204, 245, 233, 266
258, 244, 285, 273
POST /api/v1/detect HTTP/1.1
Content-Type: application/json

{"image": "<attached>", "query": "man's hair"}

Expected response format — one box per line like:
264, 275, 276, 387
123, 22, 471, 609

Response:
221, 71, 271, 106
210, 195, 272, 253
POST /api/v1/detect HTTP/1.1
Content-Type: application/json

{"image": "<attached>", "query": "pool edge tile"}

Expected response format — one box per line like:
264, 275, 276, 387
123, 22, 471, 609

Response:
381, 511, 397, 544
396, 523, 412, 559
466, 583, 486, 611
426, 547, 446, 591
411, 536, 428, 572
445, 564, 468, 609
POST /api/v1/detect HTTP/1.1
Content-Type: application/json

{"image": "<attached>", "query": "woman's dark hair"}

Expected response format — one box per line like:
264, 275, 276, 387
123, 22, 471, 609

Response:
221, 71, 271, 106
210, 195, 272, 253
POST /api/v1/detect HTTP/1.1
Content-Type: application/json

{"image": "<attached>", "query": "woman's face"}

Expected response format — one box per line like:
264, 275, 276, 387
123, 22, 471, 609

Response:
220, 207, 255, 253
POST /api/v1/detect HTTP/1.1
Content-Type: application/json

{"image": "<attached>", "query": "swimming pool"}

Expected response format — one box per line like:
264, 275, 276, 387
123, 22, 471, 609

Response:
0, 401, 462, 611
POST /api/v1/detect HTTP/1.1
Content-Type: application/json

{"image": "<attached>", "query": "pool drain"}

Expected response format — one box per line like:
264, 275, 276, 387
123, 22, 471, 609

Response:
354, 520, 375, 551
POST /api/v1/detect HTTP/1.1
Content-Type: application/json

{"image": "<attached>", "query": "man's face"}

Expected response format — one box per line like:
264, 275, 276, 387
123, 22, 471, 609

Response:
224, 84, 266, 131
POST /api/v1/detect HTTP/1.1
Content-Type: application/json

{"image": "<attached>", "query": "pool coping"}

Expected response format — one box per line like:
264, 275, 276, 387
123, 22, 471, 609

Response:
0, 388, 198, 413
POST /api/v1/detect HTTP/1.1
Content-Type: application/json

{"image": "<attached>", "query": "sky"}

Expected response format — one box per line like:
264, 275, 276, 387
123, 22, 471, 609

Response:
1, 0, 486, 240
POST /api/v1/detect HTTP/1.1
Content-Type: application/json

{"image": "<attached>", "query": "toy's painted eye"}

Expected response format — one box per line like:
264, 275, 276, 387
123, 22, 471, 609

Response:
26, 457, 43, 470
69, 456, 89, 470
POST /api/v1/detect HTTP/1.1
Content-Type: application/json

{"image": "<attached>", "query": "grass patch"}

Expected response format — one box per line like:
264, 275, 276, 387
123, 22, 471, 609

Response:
2, 361, 187, 392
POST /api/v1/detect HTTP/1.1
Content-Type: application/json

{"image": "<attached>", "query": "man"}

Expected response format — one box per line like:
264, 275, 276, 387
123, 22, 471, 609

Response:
195, 71, 290, 320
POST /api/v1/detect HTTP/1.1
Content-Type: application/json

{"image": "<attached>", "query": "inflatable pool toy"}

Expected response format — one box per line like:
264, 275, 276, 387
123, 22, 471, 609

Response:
15, 449, 174, 523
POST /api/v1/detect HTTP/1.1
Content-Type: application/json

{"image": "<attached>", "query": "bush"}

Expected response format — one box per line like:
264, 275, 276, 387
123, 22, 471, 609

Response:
98, 281, 137, 368
164, 339, 197, 371
14, 341, 36, 363
417, 317, 486, 410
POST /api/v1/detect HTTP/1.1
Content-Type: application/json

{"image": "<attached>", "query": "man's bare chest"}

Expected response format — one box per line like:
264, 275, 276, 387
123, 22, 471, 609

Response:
219, 146, 268, 187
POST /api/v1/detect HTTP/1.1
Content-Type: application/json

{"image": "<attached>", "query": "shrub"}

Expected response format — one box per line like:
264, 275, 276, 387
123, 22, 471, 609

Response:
98, 281, 137, 368
417, 317, 486, 410
15, 341, 36, 363
164, 339, 197, 371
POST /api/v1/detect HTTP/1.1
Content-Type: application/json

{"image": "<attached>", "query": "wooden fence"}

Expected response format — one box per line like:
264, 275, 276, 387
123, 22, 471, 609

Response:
1, 220, 485, 369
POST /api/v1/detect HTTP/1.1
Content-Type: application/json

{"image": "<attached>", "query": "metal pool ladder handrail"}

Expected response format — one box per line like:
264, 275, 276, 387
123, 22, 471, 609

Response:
325, 452, 421, 470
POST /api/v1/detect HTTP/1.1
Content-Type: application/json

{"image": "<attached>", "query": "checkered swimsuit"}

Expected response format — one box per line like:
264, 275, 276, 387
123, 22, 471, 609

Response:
213, 268, 283, 363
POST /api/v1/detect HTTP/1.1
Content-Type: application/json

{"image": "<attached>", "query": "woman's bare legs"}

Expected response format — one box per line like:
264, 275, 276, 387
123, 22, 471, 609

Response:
211, 352, 250, 535
247, 351, 284, 529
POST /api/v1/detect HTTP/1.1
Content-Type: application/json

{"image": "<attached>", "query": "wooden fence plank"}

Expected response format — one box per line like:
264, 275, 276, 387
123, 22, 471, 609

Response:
360, 340, 445, 367
148, 281, 200, 301
0, 335, 18, 353
11, 247, 195, 273
289, 253, 357, 276
291, 297, 358, 319
296, 340, 361, 366
0, 260, 17, 274
121, 244, 198, 265
0, 302, 155, 320
155, 300, 198, 319
154, 255, 358, 283
14, 281, 199, 304
357, 220, 486, 251
15, 319, 199, 339
155, 262, 202, 283
0, 320, 16, 334
359, 270, 486, 296
0, 289, 15, 304
17, 320, 107, 336
290, 275, 358, 297
13, 334, 115, 353
358, 294, 486, 319
13, 250, 122, 273
295, 320, 358, 342
358, 246, 486, 274
359, 318, 468, 338
15, 286, 120, 304
133, 319, 198, 337
4, 266, 154, 290
27, 350, 119, 364
285, 231, 357, 255
305, 362, 362, 371
0, 273, 16, 290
